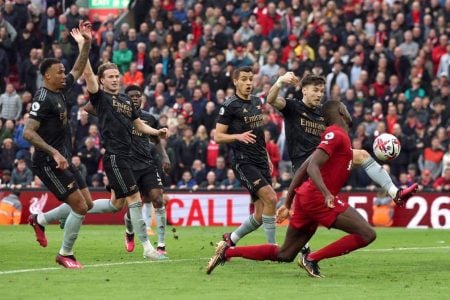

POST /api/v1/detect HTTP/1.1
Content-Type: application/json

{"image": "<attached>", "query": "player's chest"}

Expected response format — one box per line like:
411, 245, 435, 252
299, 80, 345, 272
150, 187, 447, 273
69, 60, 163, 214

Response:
234, 104, 263, 129
52, 98, 68, 125
295, 109, 326, 136
109, 94, 133, 118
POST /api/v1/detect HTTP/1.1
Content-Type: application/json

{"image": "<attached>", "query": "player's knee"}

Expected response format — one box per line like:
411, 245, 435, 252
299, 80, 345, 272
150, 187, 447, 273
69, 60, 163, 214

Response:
362, 228, 377, 245
73, 202, 89, 215
354, 149, 370, 165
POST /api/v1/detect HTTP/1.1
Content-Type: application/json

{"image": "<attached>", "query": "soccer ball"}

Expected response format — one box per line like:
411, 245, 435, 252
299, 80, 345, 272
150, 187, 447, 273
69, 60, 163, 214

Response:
373, 133, 401, 161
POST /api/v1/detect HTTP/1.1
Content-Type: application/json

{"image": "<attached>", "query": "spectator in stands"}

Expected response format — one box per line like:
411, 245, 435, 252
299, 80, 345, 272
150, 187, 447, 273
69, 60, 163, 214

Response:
39, 6, 58, 53
0, 137, 15, 171
71, 155, 87, 183
419, 137, 445, 179
433, 167, 450, 192
326, 60, 349, 99
13, 113, 31, 160
0, 189, 21, 225
197, 171, 219, 190
176, 170, 197, 190
220, 169, 241, 190
0, 83, 21, 122
10, 159, 32, 188
113, 40, 133, 73
122, 61, 144, 88
77, 137, 101, 185
191, 159, 206, 185
418, 169, 434, 191
212, 156, 228, 183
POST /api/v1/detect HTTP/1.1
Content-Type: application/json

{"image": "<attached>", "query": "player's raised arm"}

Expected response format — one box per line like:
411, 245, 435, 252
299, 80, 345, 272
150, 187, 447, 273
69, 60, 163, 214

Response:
307, 148, 334, 208
266, 72, 299, 110
69, 21, 92, 81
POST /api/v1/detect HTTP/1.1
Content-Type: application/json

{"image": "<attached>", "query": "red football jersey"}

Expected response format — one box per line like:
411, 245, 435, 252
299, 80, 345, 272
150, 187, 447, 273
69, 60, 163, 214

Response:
297, 124, 353, 196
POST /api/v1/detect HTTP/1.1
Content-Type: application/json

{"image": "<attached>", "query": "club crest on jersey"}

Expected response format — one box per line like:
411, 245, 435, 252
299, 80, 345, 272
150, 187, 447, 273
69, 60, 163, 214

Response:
32, 102, 40, 111
243, 108, 248, 113
219, 107, 225, 115
325, 132, 335, 140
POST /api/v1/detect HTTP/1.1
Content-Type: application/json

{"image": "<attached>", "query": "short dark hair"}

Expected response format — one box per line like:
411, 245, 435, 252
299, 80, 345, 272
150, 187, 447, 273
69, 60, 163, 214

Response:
232, 66, 253, 81
322, 100, 342, 124
124, 85, 141, 94
39, 58, 61, 76
301, 74, 326, 88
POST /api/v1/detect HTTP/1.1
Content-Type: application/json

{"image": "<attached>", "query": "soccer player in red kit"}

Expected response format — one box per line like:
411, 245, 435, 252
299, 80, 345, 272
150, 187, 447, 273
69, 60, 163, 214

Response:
206, 101, 412, 277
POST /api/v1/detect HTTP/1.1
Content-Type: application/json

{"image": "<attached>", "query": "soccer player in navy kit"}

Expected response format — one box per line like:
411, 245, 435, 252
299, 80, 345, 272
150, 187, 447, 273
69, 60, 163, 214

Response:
266, 73, 418, 256
122, 85, 169, 255
82, 57, 168, 260
26, 23, 92, 268
215, 66, 278, 246
207, 101, 407, 277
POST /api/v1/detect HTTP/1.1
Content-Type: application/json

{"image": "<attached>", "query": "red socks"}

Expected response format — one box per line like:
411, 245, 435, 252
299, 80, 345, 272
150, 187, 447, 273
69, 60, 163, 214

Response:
226, 244, 279, 261
308, 234, 369, 262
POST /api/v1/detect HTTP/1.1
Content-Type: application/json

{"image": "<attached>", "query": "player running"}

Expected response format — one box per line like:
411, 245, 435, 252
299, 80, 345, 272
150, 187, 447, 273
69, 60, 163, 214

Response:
206, 101, 416, 277
215, 66, 278, 245
25, 22, 92, 268
265, 73, 418, 255
123, 85, 169, 255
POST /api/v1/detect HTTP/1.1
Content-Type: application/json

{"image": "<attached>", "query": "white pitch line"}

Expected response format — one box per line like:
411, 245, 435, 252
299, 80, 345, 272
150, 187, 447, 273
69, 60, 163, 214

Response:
1, 246, 449, 275
361, 245, 450, 252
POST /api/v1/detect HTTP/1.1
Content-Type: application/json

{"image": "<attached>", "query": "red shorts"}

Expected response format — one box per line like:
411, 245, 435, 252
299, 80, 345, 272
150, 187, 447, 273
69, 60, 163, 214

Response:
290, 191, 349, 230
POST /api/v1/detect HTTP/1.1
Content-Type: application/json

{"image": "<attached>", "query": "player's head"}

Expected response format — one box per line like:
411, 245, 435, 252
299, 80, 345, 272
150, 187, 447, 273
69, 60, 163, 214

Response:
97, 62, 120, 93
322, 100, 352, 128
232, 66, 253, 99
40, 58, 66, 90
125, 85, 142, 109
300, 74, 325, 108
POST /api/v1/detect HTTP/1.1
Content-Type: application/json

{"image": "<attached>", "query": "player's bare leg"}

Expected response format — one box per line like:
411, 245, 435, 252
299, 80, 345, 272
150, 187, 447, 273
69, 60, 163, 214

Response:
302, 207, 376, 277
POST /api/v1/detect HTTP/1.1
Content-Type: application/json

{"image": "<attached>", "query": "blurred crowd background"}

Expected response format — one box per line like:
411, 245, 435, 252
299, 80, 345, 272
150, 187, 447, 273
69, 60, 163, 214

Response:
0, 0, 449, 193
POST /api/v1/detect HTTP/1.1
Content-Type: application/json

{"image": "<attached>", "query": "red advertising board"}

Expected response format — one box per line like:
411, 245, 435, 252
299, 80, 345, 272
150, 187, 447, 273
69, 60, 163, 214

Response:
1, 190, 449, 229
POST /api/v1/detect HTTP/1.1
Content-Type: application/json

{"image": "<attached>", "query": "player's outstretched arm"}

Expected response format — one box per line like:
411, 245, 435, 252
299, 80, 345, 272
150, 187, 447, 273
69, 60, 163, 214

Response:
267, 72, 299, 111
308, 148, 335, 208
23, 119, 68, 169
134, 118, 168, 138
69, 21, 92, 81
215, 123, 256, 144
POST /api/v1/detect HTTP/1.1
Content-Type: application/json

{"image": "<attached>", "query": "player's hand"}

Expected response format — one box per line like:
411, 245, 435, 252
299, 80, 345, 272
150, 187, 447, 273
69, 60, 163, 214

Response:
162, 157, 171, 173
53, 151, 69, 170
79, 20, 92, 41
158, 128, 169, 138
280, 72, 300, 86
276, 205, 290, 223
324, 194, 335, 208
236, 130, 256, 144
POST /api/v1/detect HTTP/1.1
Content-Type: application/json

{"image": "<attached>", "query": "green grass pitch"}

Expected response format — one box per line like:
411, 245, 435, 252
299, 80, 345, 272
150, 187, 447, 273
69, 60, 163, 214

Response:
1, 225, 449, 300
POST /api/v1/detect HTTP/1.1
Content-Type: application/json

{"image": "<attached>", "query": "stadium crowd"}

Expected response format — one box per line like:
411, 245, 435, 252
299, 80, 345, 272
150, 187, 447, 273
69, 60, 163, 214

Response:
0, 0, 449, 193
